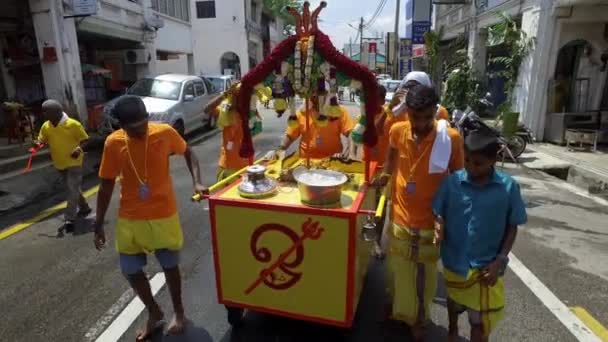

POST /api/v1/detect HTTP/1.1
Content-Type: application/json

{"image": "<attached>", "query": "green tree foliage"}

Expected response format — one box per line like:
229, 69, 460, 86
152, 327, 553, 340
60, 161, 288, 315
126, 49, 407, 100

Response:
488, 12, 534, 114
263, 0, 304, 35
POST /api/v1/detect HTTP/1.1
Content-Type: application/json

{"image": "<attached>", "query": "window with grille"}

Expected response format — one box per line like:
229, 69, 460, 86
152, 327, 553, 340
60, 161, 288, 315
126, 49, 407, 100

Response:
152, 0, 190, 22
196, 1, 216, 19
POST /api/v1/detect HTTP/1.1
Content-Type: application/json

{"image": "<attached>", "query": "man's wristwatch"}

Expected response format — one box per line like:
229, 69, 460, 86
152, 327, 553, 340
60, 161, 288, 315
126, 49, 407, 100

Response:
496, 254, 509, 275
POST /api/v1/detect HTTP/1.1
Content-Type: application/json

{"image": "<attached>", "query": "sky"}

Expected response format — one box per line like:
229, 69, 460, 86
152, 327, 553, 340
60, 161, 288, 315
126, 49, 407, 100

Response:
307, 0, 407, 50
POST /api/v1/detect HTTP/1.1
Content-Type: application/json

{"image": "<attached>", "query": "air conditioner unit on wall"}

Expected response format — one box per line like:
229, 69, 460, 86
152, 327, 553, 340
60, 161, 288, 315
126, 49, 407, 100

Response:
124, 49, 151, 64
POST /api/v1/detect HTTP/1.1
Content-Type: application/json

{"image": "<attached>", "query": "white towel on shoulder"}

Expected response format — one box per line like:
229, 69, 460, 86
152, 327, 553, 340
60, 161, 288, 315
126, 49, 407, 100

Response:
429, 119, 451, 174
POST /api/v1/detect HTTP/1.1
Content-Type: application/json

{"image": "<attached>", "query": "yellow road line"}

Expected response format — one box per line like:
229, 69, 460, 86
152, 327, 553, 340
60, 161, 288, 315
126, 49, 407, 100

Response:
0, 185, 100, 241
571, 306, 608, 341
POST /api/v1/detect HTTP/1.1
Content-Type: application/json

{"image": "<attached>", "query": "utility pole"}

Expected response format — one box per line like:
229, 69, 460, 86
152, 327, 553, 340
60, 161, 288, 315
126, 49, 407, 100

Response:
393, 0, 401, 79
349, 37, 352, 57
359, 16, 364, 58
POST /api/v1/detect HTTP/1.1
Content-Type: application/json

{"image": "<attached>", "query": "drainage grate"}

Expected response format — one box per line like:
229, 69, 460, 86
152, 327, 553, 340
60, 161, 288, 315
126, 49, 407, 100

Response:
538, 167, 570, 181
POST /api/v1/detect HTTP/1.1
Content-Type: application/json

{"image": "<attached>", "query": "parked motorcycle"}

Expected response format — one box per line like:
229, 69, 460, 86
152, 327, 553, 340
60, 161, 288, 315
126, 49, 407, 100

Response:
455, 109, 529, 160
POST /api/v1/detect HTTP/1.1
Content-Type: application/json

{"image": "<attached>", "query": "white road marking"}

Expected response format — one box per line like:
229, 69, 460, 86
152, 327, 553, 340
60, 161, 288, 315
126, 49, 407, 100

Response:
91, 273, 166, 342
84, 289, 134, 341
508, 254, 601, 341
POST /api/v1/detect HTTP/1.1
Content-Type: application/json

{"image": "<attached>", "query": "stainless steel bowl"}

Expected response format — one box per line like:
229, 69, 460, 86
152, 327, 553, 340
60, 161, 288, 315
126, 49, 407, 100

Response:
238, 165, 278, 199
293, 169, 348, 206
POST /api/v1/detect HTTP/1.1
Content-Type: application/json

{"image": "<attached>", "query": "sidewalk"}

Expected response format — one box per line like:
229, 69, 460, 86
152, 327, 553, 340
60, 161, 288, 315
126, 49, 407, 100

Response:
522, 142, 608, 197
0, 135, 105, 213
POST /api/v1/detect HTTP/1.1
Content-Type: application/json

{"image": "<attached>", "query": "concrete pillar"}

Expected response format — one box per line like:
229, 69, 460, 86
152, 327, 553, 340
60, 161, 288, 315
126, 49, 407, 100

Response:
0, 36, 16, 99
137, 0, 157, 78
135, 43, 157, 79
467, 25, 488, 78
187, 54, 195, 75
522, 0, 559, 140
29, 0, 86, 124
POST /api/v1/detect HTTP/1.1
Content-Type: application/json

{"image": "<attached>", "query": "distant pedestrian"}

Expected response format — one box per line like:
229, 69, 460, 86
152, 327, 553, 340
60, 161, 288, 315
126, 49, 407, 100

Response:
93, 96, 207, 341
432, 129, 527, 342
37, 100, 91, 234
349, 88, 356, 102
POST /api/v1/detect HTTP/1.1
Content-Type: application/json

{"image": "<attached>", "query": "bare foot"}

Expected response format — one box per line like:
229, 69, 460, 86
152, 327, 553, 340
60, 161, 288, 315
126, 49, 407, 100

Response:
136, 308, 164, 341
167, 314, 186, 335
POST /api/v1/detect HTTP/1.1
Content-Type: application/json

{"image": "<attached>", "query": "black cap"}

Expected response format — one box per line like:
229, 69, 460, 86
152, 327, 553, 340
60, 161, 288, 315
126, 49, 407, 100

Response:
111, 95, 148, 125
405, 85, 438, 111
465, 128, 500, 157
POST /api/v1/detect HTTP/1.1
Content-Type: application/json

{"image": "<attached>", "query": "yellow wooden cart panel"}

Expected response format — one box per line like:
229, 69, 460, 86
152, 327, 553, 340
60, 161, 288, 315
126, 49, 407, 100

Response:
209, 158, 377, 326
214, 205, 351, 323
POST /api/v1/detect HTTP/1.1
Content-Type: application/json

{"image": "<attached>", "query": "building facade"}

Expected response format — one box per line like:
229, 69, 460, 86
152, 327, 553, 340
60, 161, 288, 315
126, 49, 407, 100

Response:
190, 0, 285, 78
434, 0, 608, 141
0, 0, 194, 128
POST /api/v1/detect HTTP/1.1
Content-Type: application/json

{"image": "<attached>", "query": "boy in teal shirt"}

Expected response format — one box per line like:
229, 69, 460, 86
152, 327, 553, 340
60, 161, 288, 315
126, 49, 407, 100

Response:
432, 129, 527, 342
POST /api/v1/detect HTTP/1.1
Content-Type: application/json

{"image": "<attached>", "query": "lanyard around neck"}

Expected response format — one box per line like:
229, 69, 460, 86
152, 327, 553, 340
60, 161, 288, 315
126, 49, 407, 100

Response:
125, 132, 149, 185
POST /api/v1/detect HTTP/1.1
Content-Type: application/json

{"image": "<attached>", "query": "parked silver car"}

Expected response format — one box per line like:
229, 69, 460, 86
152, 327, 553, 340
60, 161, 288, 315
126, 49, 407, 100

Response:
101, 74, 214, 136
204, 74, 236, 93
381, 80, 402, 103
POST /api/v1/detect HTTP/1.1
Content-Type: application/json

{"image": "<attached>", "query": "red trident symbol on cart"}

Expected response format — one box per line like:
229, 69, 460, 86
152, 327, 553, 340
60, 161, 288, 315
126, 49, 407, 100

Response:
244, 218, 325, 295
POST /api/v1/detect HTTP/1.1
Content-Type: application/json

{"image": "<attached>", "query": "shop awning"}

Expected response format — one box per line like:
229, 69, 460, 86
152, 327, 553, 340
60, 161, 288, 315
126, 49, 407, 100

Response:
81, 64, 112, 78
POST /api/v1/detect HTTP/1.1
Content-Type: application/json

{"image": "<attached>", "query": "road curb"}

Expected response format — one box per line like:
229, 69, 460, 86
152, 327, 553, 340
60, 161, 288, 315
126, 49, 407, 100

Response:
189, 128, 220, 145
523, 145, 608, 199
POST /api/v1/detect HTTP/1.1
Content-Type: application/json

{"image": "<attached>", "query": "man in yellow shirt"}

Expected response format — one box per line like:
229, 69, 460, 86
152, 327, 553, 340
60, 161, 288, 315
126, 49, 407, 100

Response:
277, 95, 354, 159
37, 100, 91, 233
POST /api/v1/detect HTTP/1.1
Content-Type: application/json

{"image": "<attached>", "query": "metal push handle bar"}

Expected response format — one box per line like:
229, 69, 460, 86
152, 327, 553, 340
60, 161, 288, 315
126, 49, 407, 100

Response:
374, 186, 387, 219
191, 158, 264, 202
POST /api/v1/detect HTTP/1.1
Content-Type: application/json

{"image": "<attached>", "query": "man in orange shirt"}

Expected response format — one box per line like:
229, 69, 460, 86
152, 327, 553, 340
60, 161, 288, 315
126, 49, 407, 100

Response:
93, 96, 207, 341
375, 85, 464, 341
277, 95, 354, 159
352, 85, 406, 257
204, 89, 250, 181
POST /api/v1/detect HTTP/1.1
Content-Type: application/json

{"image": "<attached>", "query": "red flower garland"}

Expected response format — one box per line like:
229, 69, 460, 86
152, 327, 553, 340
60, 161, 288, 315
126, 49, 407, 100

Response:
236, 31, 381, 159
313, 31, 380, 147
237, 35, 299, 158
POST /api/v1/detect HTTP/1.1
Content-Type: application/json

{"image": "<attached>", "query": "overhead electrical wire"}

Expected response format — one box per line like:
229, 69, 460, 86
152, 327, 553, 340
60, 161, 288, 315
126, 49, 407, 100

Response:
365, 0, 387, 27
365, 0, 389, 28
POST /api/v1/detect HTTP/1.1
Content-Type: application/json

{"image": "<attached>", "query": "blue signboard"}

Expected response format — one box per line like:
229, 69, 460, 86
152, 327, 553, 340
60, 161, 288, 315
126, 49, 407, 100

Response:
400, 38, 412, 58
412, 21, 431, 44
399, 58, 412, 79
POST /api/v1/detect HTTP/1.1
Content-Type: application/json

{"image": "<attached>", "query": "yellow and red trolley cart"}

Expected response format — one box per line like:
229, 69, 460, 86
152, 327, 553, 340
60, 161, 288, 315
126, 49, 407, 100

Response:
204, 159, 384, 327
195, 1, 386, 328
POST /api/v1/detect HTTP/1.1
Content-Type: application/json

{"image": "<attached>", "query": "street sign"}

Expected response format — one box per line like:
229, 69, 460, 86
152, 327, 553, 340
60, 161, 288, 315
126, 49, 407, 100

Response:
369, 43, 377, 54
399, 59, 412, 79
72, 0, 98, 16
400, 38, 412, 58
368, 42, 377, 70
399, 38, 412, 79
412, 44, 426, 58
412, 21, 431, 44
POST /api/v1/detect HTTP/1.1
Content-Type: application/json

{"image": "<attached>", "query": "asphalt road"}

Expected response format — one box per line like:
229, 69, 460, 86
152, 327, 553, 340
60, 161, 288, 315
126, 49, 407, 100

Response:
0, 103, 607, 342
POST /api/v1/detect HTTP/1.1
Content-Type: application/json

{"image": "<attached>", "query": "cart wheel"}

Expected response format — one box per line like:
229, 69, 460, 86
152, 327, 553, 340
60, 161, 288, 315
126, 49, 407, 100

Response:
226, 306, 244, 327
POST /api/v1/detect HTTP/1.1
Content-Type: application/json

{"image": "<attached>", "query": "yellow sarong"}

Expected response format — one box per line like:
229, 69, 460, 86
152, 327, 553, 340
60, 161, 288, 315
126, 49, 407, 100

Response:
115, 213, 183, 255
386, 223, 439, 326
217, 167, 237, 182
443, 268, 505, 337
